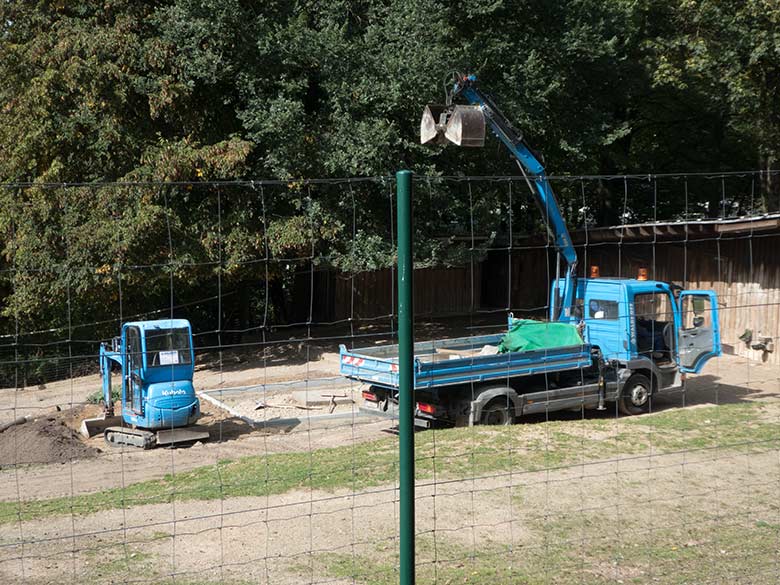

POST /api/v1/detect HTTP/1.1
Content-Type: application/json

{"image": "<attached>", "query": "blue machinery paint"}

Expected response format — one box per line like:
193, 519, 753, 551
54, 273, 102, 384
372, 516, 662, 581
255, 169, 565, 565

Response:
340, 333, 592, 392
100, 319, 200, 431
340, 277, 721, 397
550, 277, 721, 373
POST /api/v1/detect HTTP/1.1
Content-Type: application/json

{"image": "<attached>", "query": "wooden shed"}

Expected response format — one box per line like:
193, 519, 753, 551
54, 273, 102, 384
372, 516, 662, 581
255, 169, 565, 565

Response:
482, 214, 780, 365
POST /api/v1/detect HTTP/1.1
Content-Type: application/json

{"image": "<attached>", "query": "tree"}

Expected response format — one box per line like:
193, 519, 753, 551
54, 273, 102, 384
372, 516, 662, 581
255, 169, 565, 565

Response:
640, 0, 780, 210
0, 0, 775, 362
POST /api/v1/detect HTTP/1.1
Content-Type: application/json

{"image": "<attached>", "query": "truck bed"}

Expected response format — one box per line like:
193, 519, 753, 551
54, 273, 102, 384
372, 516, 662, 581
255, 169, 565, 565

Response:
339, 333, 592, 390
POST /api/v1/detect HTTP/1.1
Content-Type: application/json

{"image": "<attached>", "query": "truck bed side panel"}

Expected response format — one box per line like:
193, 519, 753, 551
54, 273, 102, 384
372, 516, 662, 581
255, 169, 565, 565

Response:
340, 336, 591, 390
416, 346, 591, 388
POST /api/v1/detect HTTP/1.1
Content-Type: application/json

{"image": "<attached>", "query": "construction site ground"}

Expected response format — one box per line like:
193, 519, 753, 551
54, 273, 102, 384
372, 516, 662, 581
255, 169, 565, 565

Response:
0, 347, 391, 499
0, 346, 779, 584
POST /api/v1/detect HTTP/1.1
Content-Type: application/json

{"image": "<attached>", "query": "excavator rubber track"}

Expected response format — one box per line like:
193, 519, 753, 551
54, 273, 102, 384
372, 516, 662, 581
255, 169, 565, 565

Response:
104, 427, 156, 449
104, 426, 209, 449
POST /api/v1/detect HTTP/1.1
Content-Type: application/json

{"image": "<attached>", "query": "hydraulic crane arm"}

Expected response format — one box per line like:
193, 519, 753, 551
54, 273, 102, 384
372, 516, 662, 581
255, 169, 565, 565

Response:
421, 73, 578, 321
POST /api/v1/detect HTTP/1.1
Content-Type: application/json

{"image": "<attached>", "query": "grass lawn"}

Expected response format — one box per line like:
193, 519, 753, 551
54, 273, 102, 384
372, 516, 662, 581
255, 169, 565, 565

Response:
2, 401, 778, 526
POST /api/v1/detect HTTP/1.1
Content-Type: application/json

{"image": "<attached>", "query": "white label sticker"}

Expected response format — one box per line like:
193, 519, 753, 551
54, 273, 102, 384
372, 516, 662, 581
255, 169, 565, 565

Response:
159, 350, 179, 365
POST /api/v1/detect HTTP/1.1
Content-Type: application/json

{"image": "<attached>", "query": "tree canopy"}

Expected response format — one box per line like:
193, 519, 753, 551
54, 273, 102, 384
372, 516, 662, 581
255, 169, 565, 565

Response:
2, 1, 778, 183
1, 0, 779, 375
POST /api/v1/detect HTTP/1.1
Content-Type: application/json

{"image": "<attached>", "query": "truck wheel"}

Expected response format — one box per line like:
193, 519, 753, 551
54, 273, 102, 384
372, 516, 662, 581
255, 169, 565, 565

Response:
618, 374, 652, 416
480, 398, 513, 426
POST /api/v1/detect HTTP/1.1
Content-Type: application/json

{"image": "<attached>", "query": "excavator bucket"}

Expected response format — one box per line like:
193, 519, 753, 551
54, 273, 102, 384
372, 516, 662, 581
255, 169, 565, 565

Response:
421, 104, 450, 145
80, 414, 122, 438
444, 105, 486, 147
421, 103, 486, 147
420, 104, 451, 145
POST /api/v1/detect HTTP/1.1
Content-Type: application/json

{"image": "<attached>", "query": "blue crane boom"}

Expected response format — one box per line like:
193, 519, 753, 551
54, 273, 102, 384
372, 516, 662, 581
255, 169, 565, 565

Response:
422, 73, 578, 321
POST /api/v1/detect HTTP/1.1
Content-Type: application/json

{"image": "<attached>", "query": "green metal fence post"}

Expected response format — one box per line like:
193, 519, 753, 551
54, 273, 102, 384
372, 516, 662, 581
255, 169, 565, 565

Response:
397, 169, 415, 585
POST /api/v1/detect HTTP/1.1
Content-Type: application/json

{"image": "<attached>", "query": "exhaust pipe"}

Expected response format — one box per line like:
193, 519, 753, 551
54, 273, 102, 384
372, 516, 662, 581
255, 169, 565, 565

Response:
420, 104, 486, 147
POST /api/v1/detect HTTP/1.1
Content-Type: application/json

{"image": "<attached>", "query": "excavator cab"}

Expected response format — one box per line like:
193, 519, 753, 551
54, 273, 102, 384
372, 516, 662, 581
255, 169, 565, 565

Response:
81, 319, 208, 449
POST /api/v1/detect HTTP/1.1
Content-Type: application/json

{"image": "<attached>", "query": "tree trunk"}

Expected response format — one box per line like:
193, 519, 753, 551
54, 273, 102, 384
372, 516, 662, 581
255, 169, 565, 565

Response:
759, 153, 779, 212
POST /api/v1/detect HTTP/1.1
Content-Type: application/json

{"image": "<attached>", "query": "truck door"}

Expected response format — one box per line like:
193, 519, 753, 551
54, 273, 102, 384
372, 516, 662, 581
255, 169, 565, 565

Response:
125, 326, 143, 415
677, 291, 721, 373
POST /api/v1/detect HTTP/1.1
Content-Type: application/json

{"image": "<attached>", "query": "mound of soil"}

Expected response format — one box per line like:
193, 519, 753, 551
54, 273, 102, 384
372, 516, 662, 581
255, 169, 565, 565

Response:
0, 416, 100, 466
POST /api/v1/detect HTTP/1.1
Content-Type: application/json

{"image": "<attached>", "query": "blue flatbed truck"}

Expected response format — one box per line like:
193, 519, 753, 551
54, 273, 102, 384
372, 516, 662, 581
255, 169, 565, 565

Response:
340, 73, 721, 427
340, 278, 720, 427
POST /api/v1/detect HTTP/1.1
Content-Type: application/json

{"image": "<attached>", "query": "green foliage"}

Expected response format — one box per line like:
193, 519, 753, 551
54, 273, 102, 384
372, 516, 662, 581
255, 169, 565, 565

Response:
86, 387, 120, 405
330, 230, 395, 272
1, 1, 778, 349
640, 0, 780, 209
266, 200, 344, 257
4, 1, 776, 184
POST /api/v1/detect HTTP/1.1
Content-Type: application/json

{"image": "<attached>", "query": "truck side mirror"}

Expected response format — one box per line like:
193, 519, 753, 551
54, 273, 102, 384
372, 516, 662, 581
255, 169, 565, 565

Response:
693, 315, 705, 328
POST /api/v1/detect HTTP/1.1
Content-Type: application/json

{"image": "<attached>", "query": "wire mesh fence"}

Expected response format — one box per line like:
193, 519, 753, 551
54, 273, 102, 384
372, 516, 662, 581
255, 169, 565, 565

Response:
0, 171, 779, 584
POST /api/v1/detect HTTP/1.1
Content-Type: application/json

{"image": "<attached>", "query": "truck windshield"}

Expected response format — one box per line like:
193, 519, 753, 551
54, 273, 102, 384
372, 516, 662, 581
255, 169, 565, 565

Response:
145, 327, 192, 367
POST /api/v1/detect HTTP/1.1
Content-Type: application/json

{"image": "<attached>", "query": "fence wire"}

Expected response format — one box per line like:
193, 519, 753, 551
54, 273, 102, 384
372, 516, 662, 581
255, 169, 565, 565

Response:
0, 171, 779, 584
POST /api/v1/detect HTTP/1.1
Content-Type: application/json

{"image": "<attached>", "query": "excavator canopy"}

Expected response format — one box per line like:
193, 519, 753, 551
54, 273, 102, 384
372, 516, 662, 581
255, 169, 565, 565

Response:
420, 104, 485, 147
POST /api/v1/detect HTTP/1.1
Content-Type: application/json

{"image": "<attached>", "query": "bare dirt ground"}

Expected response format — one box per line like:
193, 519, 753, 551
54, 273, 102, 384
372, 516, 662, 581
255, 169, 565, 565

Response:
0, 348, 348, 427
0, 348, 394, 501
1, 434, 778, 585
0, 414, 100, 466
0, 352, 778, 583
0, 353, 777, 501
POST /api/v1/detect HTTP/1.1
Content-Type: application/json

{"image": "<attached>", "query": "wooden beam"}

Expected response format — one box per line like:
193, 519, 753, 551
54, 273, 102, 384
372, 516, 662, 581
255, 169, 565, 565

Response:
716, 218, 780, 234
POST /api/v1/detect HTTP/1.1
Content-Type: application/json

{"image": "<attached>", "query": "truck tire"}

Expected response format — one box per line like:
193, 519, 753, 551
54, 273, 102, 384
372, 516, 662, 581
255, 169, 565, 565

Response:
618, 374, 652, 416
480, 398, 513, 426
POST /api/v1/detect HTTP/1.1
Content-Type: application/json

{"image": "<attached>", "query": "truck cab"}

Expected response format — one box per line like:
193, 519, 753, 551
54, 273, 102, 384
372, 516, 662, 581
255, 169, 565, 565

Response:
555, 275, 721, 379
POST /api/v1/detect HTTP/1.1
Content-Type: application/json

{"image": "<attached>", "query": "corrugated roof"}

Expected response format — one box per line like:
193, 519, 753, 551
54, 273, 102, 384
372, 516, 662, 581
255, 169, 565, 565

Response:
572, 213, 780, 243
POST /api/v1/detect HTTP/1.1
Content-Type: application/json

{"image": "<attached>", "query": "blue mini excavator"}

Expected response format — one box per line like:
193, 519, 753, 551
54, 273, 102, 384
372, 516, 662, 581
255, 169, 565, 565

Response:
81, 319, 208, 448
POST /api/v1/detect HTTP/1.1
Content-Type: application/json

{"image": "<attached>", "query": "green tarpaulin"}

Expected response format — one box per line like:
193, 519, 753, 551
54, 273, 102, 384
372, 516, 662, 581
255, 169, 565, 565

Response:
498, 319, 583, 353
